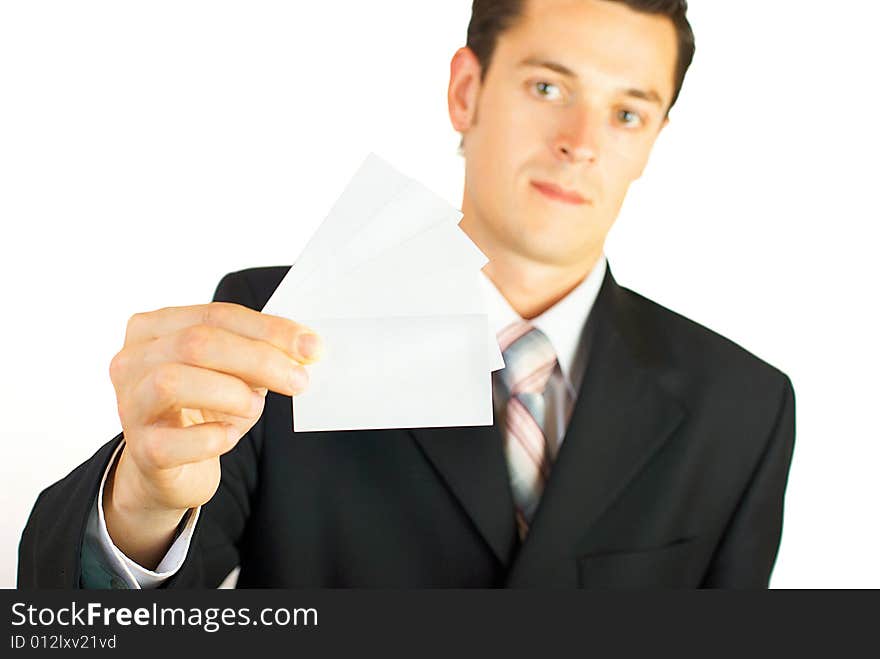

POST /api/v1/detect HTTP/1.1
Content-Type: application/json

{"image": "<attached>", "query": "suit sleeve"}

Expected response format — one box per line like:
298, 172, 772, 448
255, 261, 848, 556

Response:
700, 374, 797, 588
17, 270, 266, 589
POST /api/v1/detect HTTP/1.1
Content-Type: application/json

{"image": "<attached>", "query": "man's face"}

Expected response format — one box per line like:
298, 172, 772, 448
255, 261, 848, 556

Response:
451, 0, 678, 269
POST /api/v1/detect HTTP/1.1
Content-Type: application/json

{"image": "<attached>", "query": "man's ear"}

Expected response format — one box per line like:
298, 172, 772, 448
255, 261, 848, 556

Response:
448, 47, 482, 135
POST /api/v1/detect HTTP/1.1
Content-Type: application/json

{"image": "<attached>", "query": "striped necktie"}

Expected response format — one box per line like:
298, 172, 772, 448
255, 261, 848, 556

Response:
495, 320, 559, 540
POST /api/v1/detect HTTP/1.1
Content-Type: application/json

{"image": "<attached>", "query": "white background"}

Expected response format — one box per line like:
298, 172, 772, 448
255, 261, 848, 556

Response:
1, 1, 878, 588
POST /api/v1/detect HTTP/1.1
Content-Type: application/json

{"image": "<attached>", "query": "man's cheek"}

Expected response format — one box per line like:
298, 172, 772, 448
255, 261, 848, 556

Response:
601, 151, 644, 194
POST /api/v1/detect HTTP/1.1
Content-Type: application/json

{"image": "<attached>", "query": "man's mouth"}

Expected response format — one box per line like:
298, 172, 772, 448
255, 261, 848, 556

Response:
530, 180, 589, 205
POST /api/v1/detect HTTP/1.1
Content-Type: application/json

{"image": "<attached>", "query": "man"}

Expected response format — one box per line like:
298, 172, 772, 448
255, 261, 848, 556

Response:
18, 0, 796, 588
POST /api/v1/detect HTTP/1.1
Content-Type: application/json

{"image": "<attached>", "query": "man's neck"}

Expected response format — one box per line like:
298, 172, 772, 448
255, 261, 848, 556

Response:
458, 194, 603, 320
480, 251, 600, 320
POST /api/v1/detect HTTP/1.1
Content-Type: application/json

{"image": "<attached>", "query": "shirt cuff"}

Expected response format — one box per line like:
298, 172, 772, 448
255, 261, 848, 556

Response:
91, 439, 201, 588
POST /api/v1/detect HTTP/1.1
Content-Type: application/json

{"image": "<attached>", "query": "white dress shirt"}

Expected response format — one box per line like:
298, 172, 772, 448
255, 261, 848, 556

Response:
85, 253, 608, 588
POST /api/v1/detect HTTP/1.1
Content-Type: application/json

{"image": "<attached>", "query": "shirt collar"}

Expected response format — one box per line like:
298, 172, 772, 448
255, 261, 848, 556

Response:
479, 253, 607, 392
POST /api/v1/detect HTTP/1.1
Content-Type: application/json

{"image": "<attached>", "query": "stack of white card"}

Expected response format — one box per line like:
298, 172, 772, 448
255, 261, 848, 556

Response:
262, 153, 503, 432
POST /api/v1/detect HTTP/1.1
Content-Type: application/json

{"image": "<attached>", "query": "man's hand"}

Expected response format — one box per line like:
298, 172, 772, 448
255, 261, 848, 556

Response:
103, 302, 322, 568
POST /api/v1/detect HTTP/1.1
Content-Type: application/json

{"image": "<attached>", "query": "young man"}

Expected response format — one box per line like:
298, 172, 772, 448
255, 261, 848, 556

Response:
19, 0, 796, 588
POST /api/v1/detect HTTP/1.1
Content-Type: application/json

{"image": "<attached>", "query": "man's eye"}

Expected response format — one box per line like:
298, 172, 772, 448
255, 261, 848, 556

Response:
533, 81, 562, 101
617, 109, 643, 127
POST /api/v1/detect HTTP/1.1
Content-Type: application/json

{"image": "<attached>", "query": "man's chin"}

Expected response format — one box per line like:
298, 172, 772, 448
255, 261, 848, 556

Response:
514, 243, 588, 269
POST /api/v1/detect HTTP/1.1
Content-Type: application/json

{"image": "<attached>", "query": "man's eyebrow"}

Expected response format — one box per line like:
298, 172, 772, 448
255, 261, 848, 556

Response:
623, 87, 664, 106
517, 56, 665, 107
518, 56, 579, 79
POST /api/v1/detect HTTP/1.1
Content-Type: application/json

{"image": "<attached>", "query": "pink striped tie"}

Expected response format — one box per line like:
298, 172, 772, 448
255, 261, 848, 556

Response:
495, 320, 559, 540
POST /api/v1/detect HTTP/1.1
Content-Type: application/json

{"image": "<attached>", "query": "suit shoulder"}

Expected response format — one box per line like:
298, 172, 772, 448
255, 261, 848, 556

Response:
212, 265, 292, 310
616, 284, 791, 394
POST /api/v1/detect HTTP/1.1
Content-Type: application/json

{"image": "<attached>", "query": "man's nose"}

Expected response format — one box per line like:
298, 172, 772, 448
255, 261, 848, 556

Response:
553, 106, 599, 164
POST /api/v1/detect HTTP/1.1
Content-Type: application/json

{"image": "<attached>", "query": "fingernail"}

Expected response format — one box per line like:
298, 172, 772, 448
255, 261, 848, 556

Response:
297, 333, 323, 361
289, 365, 309, 393
250, 392, 265, 416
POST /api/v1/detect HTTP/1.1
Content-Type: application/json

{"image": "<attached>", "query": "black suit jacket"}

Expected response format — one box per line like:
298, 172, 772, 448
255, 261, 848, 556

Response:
18, 262, 796, 588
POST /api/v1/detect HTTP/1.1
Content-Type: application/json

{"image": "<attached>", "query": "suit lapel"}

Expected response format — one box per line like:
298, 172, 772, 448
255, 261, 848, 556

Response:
505, 266, 687, 586
409, 422, 518, 567
410, 263, 686, 582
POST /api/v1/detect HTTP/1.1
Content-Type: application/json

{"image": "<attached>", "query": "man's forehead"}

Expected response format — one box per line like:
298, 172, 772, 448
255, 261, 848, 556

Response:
496, 0, 678, 102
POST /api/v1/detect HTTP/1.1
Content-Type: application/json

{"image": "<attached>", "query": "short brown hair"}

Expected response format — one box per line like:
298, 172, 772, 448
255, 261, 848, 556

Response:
466, 0, 696, 115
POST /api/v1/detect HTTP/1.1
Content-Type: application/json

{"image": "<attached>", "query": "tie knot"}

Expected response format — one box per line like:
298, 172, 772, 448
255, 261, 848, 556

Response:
496, 320, 558, 397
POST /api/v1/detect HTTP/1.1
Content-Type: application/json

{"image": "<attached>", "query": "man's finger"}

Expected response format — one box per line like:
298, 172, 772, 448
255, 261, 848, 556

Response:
130, 363, 265, 425
137, 422, 241, 470
119, 326, 309, 398
124, 302, 323, 363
